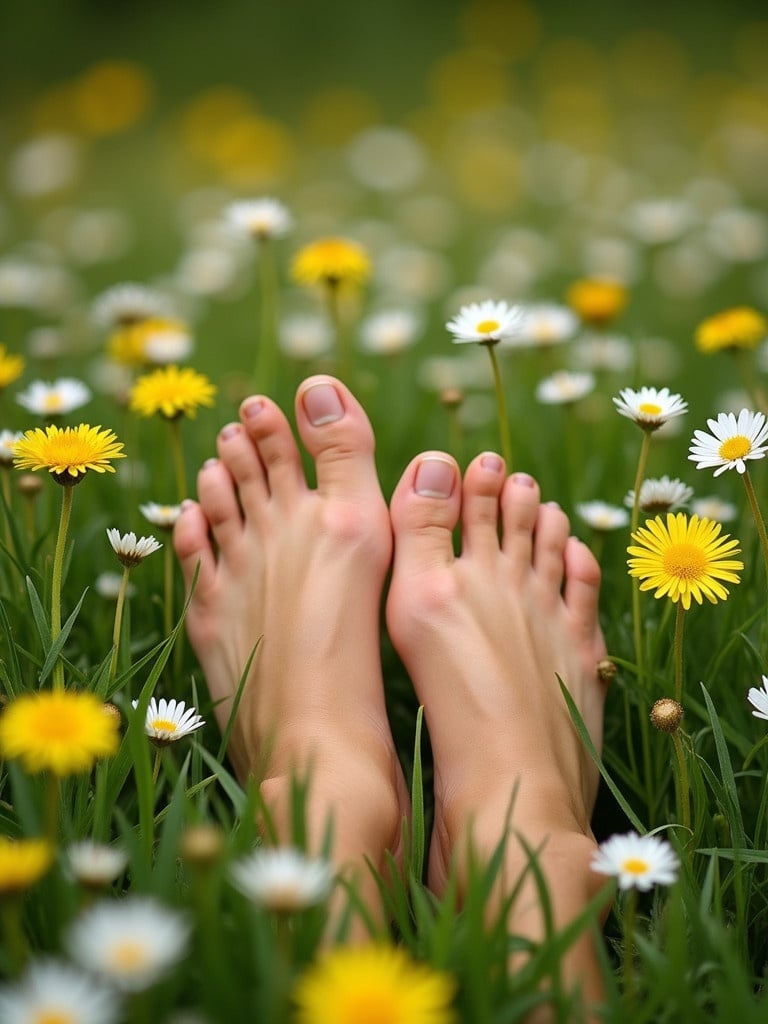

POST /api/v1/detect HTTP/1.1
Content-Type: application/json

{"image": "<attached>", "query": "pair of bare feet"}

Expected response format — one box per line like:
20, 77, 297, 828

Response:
173, 374, 608, 1008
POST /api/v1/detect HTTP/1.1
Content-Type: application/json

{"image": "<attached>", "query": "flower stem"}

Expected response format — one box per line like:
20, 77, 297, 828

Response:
326, 282, 353, 385
735, 349, 768, 414
51, 485, 74, 692
622, 888, 637, 1004
1, 467, 13, 556
256, 236, 278, 392
45, 773, 60, 845
109, 567, 132, 686
169, 418, 187, 503
630, 431, 652, 689
671, 729, 691, 834
0, 898, 27, 974
163, 541, 173, 640
673, 602, 686, 704
485, 343, 512, 469
742, 469, 768, 586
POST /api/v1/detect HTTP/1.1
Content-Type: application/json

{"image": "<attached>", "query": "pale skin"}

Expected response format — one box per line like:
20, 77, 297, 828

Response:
174, 374, 608, 1009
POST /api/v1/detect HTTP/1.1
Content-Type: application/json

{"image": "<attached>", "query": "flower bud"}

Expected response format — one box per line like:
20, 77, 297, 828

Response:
650, 697, 683, 733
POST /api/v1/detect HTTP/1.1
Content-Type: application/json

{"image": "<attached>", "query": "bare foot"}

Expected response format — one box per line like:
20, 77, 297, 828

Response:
174, 375, 408, 903
386, 452, 607, 1003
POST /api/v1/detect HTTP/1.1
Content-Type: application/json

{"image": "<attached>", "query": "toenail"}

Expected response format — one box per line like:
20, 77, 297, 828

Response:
414, 457, 456, 498
220, 424, 240, 441
180, 499, 195, 511
203, 458, 219, 469
302, 382, 344, 426
242, 398, 264, 419
481, 454, 504, 473
546, 500, 561, 509
511, 472, 535, 487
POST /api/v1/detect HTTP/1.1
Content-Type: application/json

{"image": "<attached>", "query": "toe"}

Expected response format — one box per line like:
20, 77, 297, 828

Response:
389, 453, 460, 573
196, 457, 243, 550
500, 473, 540, 566
239, 395, 305, 504
173, 500, 217, 597
461, 452, 504, 556
295, 375, 381, 499
533, 501, 571, 591
563, 537, 604, 644
216, 420, 269, 516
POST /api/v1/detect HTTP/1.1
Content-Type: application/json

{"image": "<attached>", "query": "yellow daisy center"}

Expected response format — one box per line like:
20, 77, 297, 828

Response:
151, 718, 177, 733
109, 940, 149, 972
340, 991, 400, 1024
476, 319, 500, 333
33, 705, 91, 743
719, 435, 751, 461
639, 402, 662, 416
43, 394, 64, 413
662, 542, 707, 581
34, 1012, 77, 1024
622, 858, 649, 875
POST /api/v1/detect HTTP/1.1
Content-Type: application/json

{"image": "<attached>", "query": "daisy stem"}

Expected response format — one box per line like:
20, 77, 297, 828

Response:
51, 485, 73, 692
741, 470, 768, 585
45, 773, 60, 845
485, 343, 512, 469
109, 567, 132, 687
622, 887, 637, 1005
1, 467, 12, 555
673, 603, 686, 705
0, 899, 27, 974
152, 749, 162, 786
256, 236, 278, 392
448, 406, 464, 468
671, 729, 691, 834
326, 281, 353, 386
630, 431, 652, 689
735, 349, 768, 415
169, 418, 187, 503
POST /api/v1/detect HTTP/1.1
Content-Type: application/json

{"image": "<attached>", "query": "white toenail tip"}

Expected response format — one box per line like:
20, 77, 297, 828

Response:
415, 488, 451, 499
309, 413, 342, 426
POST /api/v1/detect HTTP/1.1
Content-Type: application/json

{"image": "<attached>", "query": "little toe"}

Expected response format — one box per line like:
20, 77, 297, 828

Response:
461, 452, 505, 556
389, 453, 460, 574
563, 537, 605, 644
196, 457, 243, 551
173, 500, 217, 598
240, 395, 305, 504
533, 501, 571, 592
295, 375, 381, 499
500, 472, 541, 567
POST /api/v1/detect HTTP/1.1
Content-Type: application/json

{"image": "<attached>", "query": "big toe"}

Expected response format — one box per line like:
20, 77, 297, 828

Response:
388, 452, 460, 578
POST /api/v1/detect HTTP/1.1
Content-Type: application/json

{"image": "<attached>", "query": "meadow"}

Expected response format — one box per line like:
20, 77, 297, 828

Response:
1, 1, 768, 1020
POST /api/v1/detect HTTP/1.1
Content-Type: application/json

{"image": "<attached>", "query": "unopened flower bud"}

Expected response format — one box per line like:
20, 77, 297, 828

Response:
597, 658, 618, 683
439, 387, 464, 409
17, 473, 43, 498
179, 824, 224, 868
650, 697, 683, 733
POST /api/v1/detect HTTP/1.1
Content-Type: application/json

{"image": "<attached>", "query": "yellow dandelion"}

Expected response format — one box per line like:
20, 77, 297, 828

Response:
13, 424, 125, 484
108, 317, 191, 368
0, 344, 25, 388
0, 690, 120, 776
695, 306, 767, 355
627, 512, 743, 610
566, 278, 627, 327
0, 837, 54, 895
293, 945, 457, 1024
291, 237, 371, 290
129, 365, 216, 419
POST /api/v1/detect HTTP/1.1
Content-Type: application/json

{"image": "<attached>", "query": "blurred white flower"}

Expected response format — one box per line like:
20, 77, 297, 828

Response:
576, 501, 630, 531
624, 197, 695, 245
95, 572, 135, 600
278, 313, 332, 360
229, 847, 333, 911
7, 134, 81, 197
139, 502, 182, 530
689, 409, 768, 476
591, 831, 680, 891
132, 697, 205, 744
536, 370, 595, 405
0, 429, 24, 467
347, 126, 426, 192
690, 495, 739, 523
225, 198, 292, 240
572, 333, 634, 373
141, 321, 194, 365
707, 207, 768, 263
359, 309, 422, 355
92, 283, 171, 328
376, 244, 449, 301
66, 898, 190, 992
625, 476, 693, 514
65, 208, 133, 265
502, 303, 577, 349
65, 841, 128, 888
16, 378, 92, 417
0, 960, 120, 1024
26, 326, 67, 361
107, 529, 162, 568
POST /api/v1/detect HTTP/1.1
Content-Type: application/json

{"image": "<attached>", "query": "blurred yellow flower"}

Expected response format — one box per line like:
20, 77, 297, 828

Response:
0, 345, 25, 388
566, 278, 628, 327
72, 60, 153, 136
294, 945, 457, 1024
0, 837, 53, 894
292, 238, 371, 290
129, 365, 216, 419
695, 306, 767, 354
627, 512, 743, 610
13, 424, 125, 483
0, 690, 120, 776
108, 318, 191, 368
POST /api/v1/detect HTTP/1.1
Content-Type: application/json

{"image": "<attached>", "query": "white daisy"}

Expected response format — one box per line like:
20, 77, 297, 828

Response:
229, 847, 333, 911
747, 675, 768, 721
501, 302, 578, 349
225, 198, 292, 240
446, 299, 524, 346
536, 370, 595, 405
16, 377, 92, 417
141, 322, 194, 365
65, 841, 128, 888
690, 495, 739, 523
591, 831, 680, 891
572, 332, 634, 373
576, 501, 630, 531
688, 409, 768, 476
278, 313, 332, 360
359, 309, 422, 355
0, 429, 24, 467
613, 386, 688, 430
107, 528, 162, 568
91, 282, 171, 328
132, 697, 205, 744
624, 476, 694, 514
0, 959, 120, 1024
95, 572, 136, 600
139, 501, 182, 530
66, 897, 190, 992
